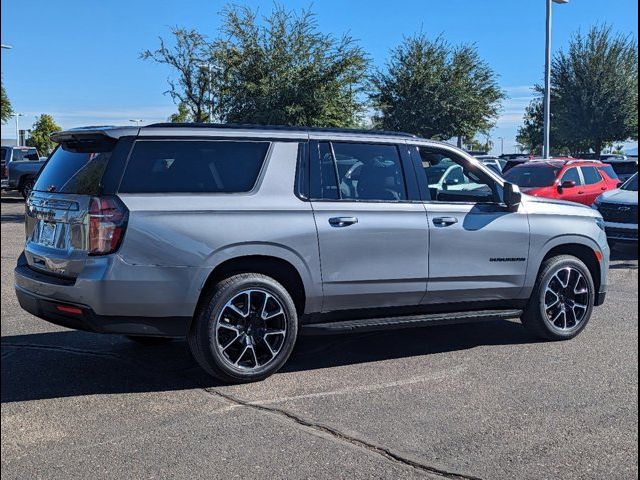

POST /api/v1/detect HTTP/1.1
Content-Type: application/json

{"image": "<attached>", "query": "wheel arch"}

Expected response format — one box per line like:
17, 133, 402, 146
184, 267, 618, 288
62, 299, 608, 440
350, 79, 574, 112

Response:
539, 242, 603, 295
196, 255, 310, 320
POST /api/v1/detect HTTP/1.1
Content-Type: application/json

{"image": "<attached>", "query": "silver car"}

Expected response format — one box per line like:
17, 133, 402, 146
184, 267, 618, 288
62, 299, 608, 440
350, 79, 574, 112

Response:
15, 124, 610, 383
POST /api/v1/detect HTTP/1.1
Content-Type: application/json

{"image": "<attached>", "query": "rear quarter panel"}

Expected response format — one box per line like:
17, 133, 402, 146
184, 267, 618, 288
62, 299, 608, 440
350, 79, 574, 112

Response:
115, 142, 322, 314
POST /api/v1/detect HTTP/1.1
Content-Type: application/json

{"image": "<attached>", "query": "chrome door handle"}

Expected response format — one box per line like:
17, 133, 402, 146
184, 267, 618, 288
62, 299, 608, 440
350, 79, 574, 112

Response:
329, 217, 358, 227
433, 217, 458, 227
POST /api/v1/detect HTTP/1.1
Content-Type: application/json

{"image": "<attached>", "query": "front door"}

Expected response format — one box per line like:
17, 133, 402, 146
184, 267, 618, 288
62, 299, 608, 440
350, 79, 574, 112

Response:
310, 140, 429, 312
412, 145, 531, 305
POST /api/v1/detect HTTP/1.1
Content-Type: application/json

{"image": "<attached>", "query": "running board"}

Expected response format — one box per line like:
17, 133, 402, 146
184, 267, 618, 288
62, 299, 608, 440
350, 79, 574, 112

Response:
302, 309, 523, 336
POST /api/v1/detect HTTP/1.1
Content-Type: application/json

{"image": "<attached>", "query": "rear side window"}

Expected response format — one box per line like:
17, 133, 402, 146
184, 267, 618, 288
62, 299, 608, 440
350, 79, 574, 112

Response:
312, 142, 407, 202
581, 166, 602, 185
34, 146, 113, 195
1, 147, 9, 161
119, 140, 270, 194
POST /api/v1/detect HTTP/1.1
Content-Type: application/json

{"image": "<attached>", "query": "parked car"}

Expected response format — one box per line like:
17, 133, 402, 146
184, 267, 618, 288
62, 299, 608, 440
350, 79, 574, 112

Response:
15, 124, 609, 383
473, 155, 507, 175
1, 146, 47, 198
593, 173, 638, 244
503, 159, 620, 206
599, 154, 638, 183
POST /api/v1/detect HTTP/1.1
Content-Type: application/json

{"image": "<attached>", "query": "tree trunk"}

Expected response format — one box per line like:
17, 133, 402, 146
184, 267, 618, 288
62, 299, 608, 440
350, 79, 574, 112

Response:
594, 141, 602, 159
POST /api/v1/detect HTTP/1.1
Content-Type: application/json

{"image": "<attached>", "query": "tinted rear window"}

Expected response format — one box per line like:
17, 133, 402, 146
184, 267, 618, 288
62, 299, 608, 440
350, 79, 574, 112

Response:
34, 146, 113, 195
581, 166, 602, 185
12, 148, 39, 161
504, 166, 559, 188
118, 140, 270, 194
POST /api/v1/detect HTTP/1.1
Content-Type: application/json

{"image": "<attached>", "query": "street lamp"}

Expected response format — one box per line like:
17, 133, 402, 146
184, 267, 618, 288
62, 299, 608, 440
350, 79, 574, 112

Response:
198, 62, 222, 123
129, 119, 143, 126
13, 113, 24, 146
497, 137, 505, 156
1, 44, 13, 49
543, 0, 570, 159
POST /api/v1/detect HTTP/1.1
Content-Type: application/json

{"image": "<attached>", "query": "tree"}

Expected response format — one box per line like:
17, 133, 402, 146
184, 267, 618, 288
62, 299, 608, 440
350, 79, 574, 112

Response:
370, 34, 505, 143
141, 28, 213, 122
25, 114, 61, 155
168, 102, 192, 122
1, 78, 12, 124
143, 4, 370, 127
550, 26, 638, 157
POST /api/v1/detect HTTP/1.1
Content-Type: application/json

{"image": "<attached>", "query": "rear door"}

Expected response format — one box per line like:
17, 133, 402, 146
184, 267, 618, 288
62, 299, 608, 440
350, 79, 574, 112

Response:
24, 136, 128, 278
309, 139, 429, 312
580, 165, 608, 205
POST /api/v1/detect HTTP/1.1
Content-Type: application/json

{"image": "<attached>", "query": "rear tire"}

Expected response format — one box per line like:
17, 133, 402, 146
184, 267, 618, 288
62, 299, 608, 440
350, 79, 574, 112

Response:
125, 336, 173, 346
522, 255, 595, 341
20, 177, 35, 199
188, 273, 298, 384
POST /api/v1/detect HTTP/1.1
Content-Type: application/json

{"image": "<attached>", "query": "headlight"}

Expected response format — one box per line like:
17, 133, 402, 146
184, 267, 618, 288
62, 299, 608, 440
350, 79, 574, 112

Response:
595, 217, 606, 231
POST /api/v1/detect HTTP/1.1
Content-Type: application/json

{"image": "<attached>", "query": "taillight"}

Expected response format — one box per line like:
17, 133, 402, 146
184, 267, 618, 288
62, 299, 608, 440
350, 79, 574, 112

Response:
88, 196, 128, 255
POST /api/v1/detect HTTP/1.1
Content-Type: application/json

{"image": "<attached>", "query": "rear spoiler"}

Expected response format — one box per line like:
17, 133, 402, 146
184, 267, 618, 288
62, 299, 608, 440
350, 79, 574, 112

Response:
51, 126, 139, 143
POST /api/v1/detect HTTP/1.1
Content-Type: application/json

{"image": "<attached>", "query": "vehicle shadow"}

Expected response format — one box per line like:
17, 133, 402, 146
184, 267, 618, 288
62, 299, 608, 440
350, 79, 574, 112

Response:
0, 195, 24, 204
1, 320, 535, 403
610, 243, 638, 269
1, 213, 25, 223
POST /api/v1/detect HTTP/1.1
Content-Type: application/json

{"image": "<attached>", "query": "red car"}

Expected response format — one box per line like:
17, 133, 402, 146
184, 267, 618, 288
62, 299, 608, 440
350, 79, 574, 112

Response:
503, 159, 621, 206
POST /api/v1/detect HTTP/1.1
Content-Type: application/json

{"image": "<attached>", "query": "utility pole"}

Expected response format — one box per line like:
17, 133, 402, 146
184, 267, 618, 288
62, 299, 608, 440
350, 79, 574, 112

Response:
14, 113, 24, 146
543, 0, 570, 159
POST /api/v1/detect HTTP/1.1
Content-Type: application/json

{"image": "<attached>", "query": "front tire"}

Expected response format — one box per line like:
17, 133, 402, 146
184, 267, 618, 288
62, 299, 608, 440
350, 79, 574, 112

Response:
188, 273, 299, 383
522, 255, 595, 341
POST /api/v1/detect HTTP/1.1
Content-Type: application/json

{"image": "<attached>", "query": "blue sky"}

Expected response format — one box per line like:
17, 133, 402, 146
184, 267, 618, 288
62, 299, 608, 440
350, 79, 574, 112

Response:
1, 0, 638, 155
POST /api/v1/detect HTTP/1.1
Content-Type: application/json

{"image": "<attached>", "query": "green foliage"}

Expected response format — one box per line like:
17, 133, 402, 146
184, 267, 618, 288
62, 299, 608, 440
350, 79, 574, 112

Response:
25, 114, 61, 155
370, 34, 505, 140
144, 4, 370, 127
1, 78, 12, 124
168, 102, 192, 122
519, 26, 638, 156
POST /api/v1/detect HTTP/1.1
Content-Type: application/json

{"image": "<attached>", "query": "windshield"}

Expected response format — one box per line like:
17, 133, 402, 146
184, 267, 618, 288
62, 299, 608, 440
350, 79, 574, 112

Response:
622, 174, 638, 192
504, 165, 560, 188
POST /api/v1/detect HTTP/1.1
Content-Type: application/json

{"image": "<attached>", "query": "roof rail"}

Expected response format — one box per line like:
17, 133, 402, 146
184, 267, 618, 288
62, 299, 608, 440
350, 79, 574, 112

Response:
143, 122, 417, 138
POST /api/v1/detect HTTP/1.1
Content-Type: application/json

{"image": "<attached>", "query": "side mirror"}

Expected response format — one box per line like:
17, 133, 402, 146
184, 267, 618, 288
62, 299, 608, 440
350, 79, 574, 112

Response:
558, 180, 576, 193
503, 182, 522, 211
617, 181, 624, 188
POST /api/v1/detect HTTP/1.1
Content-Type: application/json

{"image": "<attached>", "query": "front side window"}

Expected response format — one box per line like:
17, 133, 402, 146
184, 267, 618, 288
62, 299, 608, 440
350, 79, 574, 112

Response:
313, 142, 407, 202
419, 147, 495, 202
581, 166, 603, 185
504, 166, 559, 188
561, 167, 582, 185
622, 174, 638, 191
119, 140, 270, 193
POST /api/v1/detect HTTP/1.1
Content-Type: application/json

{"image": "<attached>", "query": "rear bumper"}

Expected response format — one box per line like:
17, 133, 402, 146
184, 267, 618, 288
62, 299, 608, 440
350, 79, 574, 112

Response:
15, 284, 189, 337
14, 252, 200, 336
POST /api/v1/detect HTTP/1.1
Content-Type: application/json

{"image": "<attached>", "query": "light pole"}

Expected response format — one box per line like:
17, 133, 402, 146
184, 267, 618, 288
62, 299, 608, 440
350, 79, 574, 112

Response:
1, 44, 13, 49
129, 119, 143, 126
497, 137, 505, 156
198, 62, 222, 123
543, 0, 570, 159
14, 113, 24, 146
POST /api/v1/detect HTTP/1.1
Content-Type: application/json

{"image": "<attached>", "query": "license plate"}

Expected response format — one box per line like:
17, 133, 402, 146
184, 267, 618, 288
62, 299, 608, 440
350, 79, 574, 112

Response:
40, 222, 57, 247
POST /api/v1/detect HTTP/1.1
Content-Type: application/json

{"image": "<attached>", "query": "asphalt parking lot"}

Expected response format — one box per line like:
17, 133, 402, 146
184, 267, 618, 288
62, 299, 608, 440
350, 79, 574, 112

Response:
1, 192, 637, 480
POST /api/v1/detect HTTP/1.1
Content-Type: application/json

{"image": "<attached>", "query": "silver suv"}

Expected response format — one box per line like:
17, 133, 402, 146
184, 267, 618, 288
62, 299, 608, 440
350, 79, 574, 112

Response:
15, 124, 610, 383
